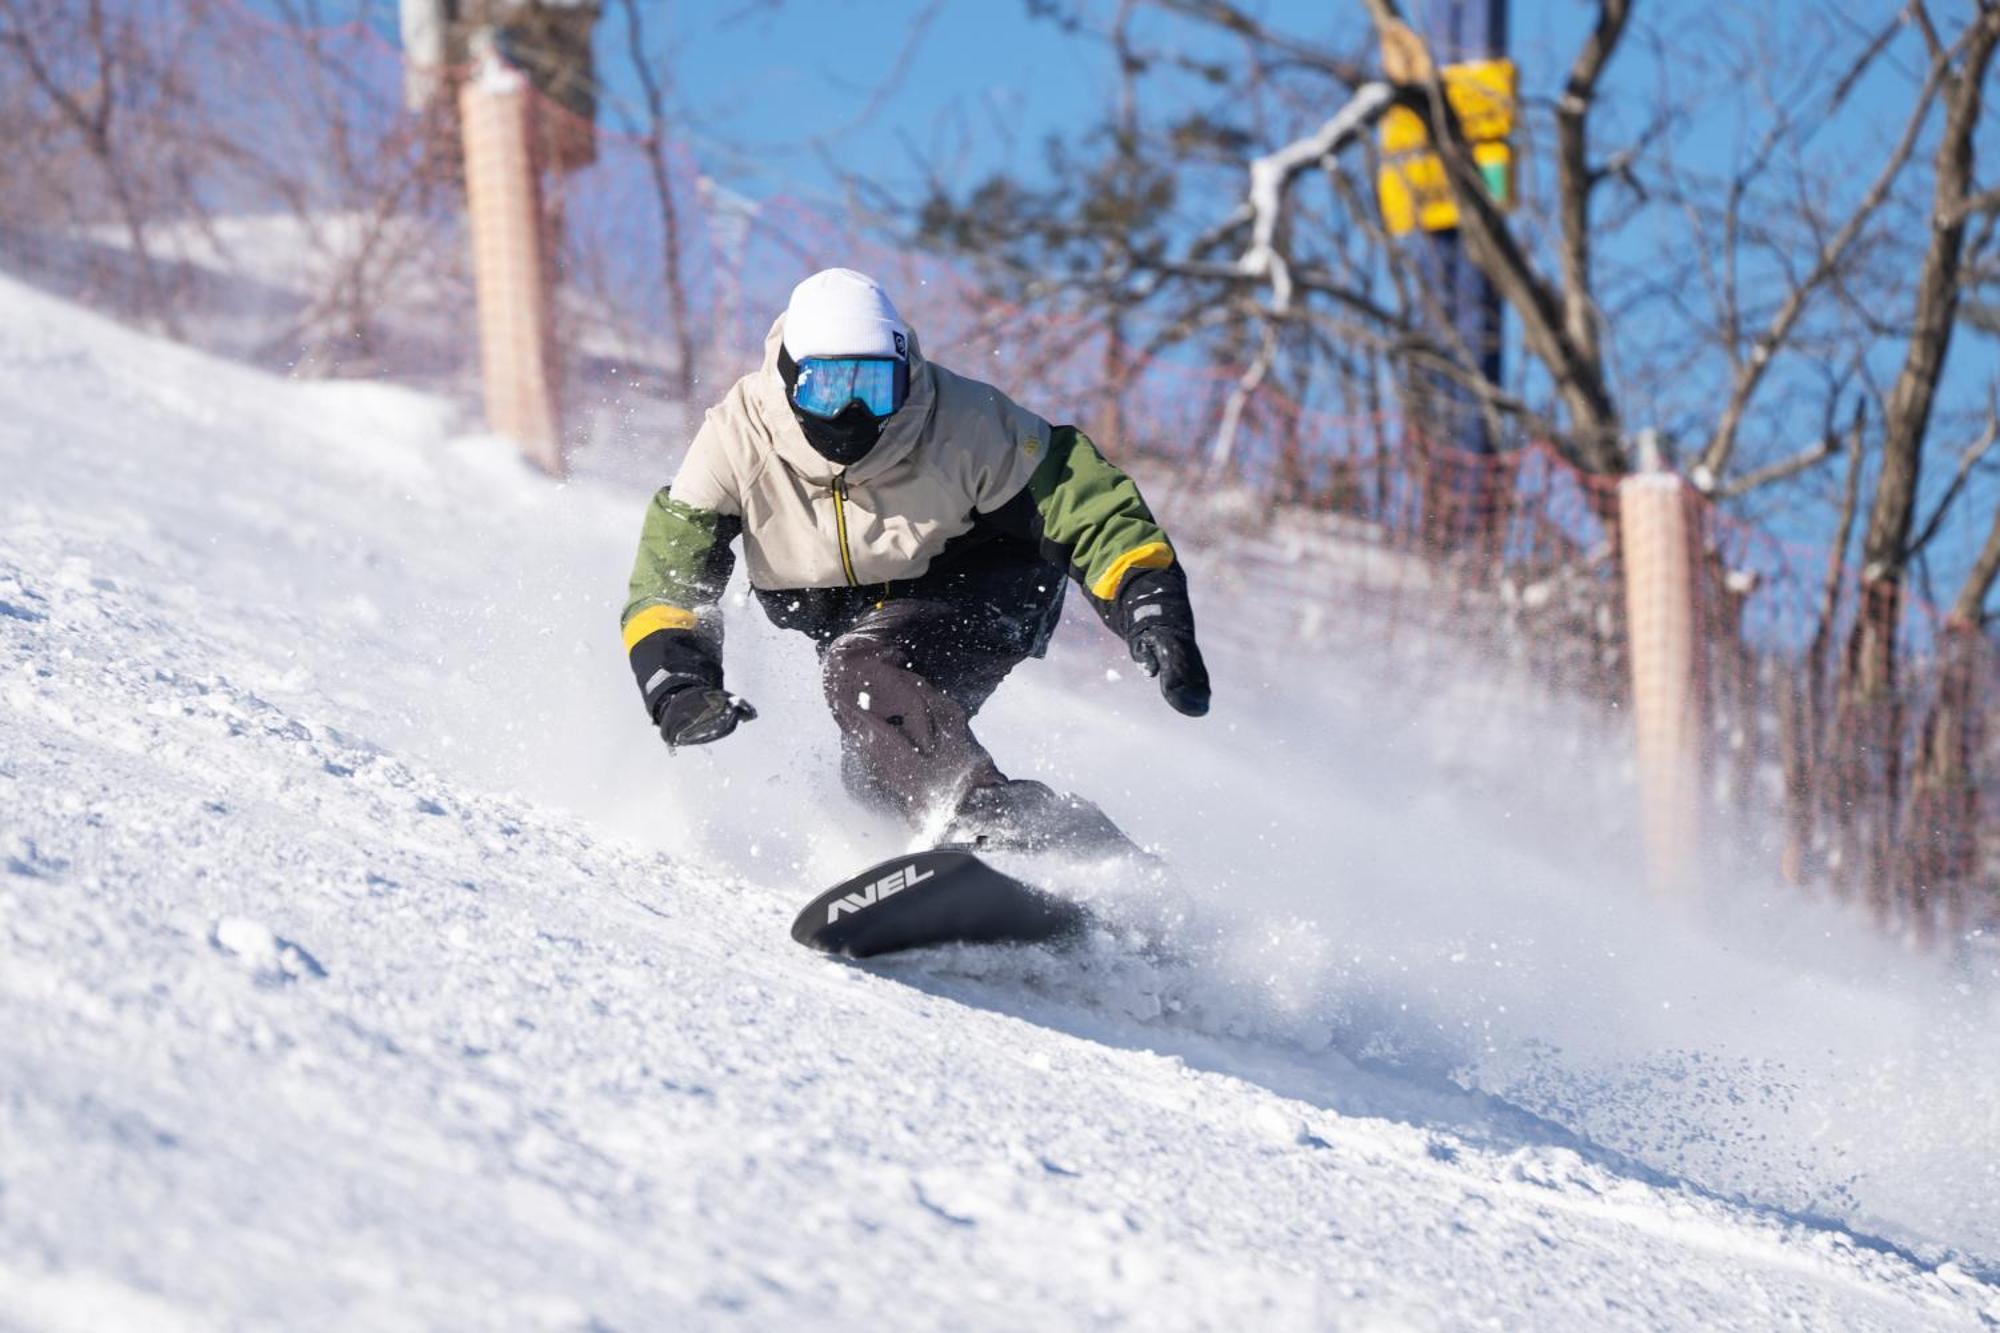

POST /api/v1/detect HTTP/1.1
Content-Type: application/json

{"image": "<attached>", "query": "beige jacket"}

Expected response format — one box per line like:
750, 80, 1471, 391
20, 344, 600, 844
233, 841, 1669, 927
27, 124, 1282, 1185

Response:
669, 316, 1052, 590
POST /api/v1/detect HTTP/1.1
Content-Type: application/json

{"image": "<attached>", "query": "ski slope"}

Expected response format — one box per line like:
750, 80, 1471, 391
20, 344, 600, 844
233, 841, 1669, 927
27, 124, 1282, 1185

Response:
1, 270, 1996, 1330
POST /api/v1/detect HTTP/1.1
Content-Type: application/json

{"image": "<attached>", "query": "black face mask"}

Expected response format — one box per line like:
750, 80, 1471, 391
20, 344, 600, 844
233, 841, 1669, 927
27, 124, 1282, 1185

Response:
797, 400, 885, 466
779, 347, 889, 466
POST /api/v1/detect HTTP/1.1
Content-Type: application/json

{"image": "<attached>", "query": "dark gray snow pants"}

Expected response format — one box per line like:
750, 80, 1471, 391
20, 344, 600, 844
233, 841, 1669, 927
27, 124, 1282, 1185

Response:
819, 579, 1059, 821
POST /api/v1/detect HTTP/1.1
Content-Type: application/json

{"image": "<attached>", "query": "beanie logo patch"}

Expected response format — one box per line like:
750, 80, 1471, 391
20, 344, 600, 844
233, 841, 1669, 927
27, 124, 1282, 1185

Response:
893, 330, 907, 358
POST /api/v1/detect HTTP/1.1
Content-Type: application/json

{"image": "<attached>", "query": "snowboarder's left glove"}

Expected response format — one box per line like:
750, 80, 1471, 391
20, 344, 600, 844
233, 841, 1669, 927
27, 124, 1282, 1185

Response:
1117, 565, 1210, 718
656, 686, 758, 749
1131, 625, 1210, 717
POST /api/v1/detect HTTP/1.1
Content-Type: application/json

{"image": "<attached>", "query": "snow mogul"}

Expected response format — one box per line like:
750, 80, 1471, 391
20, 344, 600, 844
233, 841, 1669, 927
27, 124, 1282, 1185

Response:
620, 268, 1209, 851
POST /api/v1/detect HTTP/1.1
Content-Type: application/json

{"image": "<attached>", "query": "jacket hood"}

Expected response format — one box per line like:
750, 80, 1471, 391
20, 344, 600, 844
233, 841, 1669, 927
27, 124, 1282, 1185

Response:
754, 313, 937, 486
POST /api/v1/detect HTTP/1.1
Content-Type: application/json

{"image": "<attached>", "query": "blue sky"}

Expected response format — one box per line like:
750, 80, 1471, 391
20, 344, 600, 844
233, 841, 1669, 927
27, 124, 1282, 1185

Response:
602, 1, 1122, 200
613, 2, 1920, 202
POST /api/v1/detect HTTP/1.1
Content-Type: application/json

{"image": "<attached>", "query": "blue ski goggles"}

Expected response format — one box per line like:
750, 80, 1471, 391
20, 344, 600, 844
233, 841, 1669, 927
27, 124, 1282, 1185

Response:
791, 356, 909, 420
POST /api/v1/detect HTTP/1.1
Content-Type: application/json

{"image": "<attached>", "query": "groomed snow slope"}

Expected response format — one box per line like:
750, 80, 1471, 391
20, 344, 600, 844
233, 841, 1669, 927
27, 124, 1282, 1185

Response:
1, 270, 1996, 1330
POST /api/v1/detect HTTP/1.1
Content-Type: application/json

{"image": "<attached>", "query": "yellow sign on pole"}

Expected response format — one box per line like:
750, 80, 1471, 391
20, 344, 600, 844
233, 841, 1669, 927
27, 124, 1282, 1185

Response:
1376, 57, 1517, 237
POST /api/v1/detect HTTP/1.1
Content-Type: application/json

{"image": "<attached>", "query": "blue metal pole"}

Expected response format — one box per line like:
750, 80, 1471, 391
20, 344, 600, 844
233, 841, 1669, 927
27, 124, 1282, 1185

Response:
1414, 0, 1506, 456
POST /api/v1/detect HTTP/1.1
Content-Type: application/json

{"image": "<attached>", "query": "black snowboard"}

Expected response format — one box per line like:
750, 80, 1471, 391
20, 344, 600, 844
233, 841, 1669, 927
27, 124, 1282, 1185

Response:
791, 847, 1092, 959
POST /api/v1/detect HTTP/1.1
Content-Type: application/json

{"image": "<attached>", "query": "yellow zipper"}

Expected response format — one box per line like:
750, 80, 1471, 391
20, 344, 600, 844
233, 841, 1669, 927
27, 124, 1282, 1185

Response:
831, 473, 858, 587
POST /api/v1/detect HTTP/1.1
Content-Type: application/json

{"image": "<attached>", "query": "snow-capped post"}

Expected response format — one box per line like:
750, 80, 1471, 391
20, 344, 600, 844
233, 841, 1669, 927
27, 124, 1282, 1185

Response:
458, 42, 564, 475
399, 0, 448, 112
401, 2, 604, 475
1618, 435, 1704, 896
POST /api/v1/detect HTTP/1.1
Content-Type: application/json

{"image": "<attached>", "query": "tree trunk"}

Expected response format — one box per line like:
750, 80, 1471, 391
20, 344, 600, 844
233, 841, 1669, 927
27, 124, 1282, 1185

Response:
1836, 577, 1904, 923
1835, 9, 1998, 924
1905, 624, 1983, 949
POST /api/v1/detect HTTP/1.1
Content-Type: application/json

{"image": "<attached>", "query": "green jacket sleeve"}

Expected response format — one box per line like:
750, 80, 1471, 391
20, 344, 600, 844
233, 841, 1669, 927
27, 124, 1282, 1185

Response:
980, 426, 1179, 626
621, 489, 740, 718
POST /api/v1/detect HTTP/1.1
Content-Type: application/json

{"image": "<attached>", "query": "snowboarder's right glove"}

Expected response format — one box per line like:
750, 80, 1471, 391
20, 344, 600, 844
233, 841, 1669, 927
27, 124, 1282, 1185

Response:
1117, 565, 1210, 718
625, 615, 752, 749
655, 685, 758, 750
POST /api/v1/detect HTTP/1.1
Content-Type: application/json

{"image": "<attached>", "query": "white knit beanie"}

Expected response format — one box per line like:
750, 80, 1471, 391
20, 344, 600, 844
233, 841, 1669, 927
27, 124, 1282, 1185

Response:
781, 268, 908, 360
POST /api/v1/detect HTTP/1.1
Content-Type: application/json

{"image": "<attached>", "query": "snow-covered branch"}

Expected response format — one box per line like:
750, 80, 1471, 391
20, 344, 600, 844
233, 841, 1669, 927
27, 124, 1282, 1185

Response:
1209, 82, 1392, 473
1237, 82, 1392, 315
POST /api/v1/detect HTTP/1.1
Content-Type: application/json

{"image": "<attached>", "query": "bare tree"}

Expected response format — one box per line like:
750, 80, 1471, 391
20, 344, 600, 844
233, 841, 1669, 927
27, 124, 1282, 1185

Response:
0, 0, 470, 371
0, 0, 214, 334
615, 0, 699, 401
1847, 4, 2000, 702
218, 0, 462, 374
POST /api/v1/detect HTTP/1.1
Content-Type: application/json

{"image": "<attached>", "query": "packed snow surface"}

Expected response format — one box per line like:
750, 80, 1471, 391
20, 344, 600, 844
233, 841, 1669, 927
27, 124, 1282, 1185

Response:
2, 270, 1997, 1329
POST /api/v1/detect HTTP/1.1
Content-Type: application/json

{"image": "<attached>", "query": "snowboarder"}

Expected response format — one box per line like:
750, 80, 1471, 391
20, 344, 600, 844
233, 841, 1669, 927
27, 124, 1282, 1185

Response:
620, 268, 1209, 850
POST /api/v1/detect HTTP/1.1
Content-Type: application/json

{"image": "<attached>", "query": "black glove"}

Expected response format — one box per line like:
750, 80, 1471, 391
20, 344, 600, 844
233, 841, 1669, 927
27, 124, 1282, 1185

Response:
627, 614, 745, 748
1117, 566, 1211, 718
655, 686, 758, 749
1130, 625, 1210, 716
